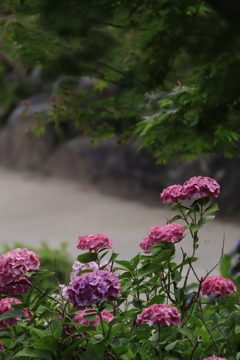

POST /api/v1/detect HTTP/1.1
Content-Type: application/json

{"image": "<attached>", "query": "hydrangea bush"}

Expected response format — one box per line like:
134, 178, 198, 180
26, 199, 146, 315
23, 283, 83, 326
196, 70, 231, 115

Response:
0, 175, 240, 360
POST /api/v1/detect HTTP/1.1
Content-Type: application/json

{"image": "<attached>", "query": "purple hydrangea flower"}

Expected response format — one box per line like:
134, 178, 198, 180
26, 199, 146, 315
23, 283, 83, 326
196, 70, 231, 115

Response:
66, 269, 121, 309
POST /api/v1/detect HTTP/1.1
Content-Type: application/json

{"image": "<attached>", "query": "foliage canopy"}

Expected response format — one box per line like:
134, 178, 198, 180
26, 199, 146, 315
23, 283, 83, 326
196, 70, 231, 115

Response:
1, 0, 240, 163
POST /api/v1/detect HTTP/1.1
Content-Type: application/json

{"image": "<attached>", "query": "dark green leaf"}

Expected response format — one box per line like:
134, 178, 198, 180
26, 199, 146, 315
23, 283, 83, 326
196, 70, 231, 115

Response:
15, 348, 52, 359
0, 310, 24, 322
220, 254, 232, 278
77, 252, 98, 263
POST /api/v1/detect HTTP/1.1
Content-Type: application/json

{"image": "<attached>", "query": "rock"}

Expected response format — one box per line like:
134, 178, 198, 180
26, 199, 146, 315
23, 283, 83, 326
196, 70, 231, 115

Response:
0, 92, 56, 170
43, 137, 164, 204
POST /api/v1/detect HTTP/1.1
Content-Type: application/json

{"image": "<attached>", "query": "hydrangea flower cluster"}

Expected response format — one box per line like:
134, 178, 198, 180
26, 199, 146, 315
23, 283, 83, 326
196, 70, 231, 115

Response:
0, 275, 30, 296
201, 275, 236, 298
137, 304, 181, 326
74, 309, 115, 326
77, 234, 113, 252
202, 358, 228, 360
0, 298, 29, 329
70, 260, 111, 282
139, 236, 153, 253
0, 248, 40, 287
140, 223, 185, 253
66, 269, 121, 308
160, 176, 220, 203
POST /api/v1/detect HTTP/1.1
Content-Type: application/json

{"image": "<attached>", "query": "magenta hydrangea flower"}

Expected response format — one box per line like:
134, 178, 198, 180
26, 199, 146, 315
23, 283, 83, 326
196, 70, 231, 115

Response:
74, 309, 115, 326
160, 184, 188, 203
0, 297, 29, 329
137, 304, 181, 326
66, 269, 121, 309
201, 275, 236, 298
0, 341, 4, 351
0, 275, 30, 295
202, 358, 228, 360
139, 236, 154, 253
148, 223, 185, 244
0, 248, 40, 286
77, 234, 113, 252
183, 176, 220, 199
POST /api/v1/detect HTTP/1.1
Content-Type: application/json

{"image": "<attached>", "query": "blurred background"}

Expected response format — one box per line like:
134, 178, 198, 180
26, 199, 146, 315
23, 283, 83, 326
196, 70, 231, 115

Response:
0, 1, 240, 281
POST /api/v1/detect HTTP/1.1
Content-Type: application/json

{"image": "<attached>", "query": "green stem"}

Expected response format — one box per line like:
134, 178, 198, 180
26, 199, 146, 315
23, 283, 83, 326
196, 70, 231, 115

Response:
158, 325, 162, 360
96, 304, 105, 337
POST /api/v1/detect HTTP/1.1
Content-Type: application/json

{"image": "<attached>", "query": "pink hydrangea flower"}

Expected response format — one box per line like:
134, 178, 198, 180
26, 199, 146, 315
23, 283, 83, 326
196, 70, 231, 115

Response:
0, 297, 29, 329
139, 236, 154, 253
137, 304, 181, 326
74, 309, 115, 326
148, 223, 185, 244
160, 184, 188, 203
0, 248, 40, 286
201, 275, 236, 298
183, 176, 220, 199
0, 275, 30, 295
66, 269, 121, 309
77, 234, 113, 252
202, 358, 228, 360
0, 341, 4, 351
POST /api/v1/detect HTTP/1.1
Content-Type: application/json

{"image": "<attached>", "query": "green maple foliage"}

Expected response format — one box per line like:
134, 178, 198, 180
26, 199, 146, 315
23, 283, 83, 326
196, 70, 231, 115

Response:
1, 0, 240, 163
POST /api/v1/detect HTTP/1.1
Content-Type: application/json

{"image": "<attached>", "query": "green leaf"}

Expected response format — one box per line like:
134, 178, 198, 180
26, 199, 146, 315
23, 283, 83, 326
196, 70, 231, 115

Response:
204, 203, 219, 213
77, 252, 98, 263
28, 327, 46, 338
33, 335, 58, 351
189, 224, 202, 232
168, 215, 183, 223
220, 254, 232, 278
171, 269, 182, 282
198, 215, 215, 226
0, 331, 12, 338
96, 321, 108, 334
115, 260, 134, 271
98, 248, 109, 260
107, 252, 119, 264
165, 340, 179, 351
53, 318, 64, 339
147, 294, 165, 306
177, 328, 196, 345
138, 263, 163, 277
15, 348, 52, 359
0, 310, 24, 322
151, 249, 173, 263
175, 257, 198, 270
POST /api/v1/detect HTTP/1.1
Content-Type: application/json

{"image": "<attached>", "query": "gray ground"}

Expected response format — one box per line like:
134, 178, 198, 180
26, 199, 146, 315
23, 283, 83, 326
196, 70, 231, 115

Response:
0, 167, 239, 282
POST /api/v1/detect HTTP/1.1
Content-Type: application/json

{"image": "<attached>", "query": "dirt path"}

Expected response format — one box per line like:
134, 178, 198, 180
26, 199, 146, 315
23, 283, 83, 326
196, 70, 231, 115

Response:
0, 167, 239, 281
